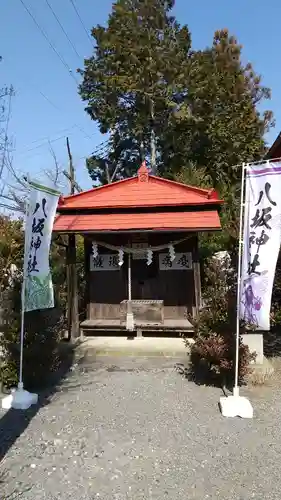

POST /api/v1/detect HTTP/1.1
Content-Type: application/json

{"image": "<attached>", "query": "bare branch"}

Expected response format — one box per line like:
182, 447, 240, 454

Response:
43, 141, 70, 194
62, 170, 83, 192
45, 140, 60, 186
0, 115, 70, 215
0, 92, 12, 180
0, 202, 23, 212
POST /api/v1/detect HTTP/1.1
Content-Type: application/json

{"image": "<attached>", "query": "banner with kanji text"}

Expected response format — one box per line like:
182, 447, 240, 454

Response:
240, 162, 281, 330
24, 181, 60, 312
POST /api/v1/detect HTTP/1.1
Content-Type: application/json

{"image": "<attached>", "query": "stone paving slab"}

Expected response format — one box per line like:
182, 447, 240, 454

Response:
78, 336, 192, 358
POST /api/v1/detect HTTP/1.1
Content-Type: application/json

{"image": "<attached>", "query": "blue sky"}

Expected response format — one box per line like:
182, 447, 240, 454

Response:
1, 0, 280, 192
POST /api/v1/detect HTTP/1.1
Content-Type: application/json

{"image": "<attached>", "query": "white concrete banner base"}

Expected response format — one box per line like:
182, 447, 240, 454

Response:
2, 387, 38, 410
220, 394, 253, 419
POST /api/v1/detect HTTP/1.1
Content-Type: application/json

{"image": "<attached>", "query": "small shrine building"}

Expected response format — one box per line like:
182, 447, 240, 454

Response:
53, 163, 223, 337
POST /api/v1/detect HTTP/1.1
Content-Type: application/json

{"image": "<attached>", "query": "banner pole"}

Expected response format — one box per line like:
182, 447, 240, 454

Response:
1, 185, 38, 410
220, 161, 253, 417
234, 162, 247, 394
18, 199, 29, 388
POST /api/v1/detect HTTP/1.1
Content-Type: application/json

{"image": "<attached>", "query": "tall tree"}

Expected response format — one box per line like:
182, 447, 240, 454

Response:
168, 29, 273, 191
86, 134, 142, 185
79, 0, 192, 184
168, 29, 273, 253
79, 3, 272, 196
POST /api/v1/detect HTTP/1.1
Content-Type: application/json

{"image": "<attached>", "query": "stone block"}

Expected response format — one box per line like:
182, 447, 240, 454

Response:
242, 333, 263, 364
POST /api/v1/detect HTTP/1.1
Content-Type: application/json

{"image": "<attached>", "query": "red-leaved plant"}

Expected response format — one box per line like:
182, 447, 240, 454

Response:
187, 255, 256, 387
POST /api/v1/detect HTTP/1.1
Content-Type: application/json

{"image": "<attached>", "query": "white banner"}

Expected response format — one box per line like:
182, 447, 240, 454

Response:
240, 162, 281, 330
24, 181, 60, 312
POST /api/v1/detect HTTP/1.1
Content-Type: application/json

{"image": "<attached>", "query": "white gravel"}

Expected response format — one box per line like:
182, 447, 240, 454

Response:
1, 356, 281, 500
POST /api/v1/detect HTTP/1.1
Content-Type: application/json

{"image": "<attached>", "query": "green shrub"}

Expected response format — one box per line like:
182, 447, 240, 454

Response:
0, 216, 68, 391
0, 279, 65, 391
187, 256, 256, 387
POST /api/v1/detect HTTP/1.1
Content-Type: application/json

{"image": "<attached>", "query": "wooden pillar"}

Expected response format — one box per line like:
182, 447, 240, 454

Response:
126, 252, 134, 331
66, 234, 79, 340
128, 252, 132, 302
83, 237, 90, 321
193, 236, 202, 317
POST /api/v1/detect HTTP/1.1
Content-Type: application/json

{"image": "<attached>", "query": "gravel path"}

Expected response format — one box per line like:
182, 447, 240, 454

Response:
1, 356, 281, 500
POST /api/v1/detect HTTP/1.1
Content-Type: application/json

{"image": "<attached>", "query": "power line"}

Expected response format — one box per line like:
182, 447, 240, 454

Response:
16, 130, 99, 161
16, 125, 77, 150
75, 124, 92, 141
14, 133, 101, 169
77, 140, 112, 161
44, 0, 82, 61
1, 57, 102, 167
92, 139, 111, 156
16, 135, 110, 165
38, 91, 92, 140
17, 131, 77, 156
39, 90, 61, 112
18, 0, 79, 85
69, 0, 94, 47
2, 45, 93, 146
9, 83, 99, 156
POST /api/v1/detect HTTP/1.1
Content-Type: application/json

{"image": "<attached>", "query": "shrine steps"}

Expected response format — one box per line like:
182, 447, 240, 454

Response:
80, 318, 194, 339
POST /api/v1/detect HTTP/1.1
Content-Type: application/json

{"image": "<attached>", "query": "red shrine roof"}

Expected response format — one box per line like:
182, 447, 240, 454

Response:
266, 131, 281, 160
57, 162, 221, 210
54, 163, 223, 233
54, 211, 221, 232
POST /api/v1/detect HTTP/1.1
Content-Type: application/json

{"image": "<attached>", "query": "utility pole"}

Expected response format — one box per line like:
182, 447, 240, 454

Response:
67, 136, 75, 194
66, 137, 79, 341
